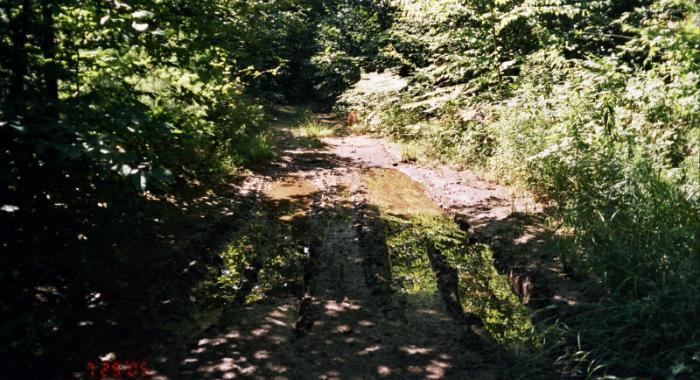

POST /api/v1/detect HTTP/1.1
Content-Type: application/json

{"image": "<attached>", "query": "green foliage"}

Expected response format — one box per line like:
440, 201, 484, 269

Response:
1, 0, 286, 199
293, 111, 339, 148
343, 0, 700, 377
0, 0, 362, 375
309, 0, 397, 101
311, 48, 362, 100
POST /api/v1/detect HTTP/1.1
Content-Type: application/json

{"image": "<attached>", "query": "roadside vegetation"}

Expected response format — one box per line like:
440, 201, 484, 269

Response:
336, 0, 700, 377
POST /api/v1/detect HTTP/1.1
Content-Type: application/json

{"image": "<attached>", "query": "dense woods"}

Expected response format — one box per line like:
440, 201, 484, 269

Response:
1, 0, 698, 379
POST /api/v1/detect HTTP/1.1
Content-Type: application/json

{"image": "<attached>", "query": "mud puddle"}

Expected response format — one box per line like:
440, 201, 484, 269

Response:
362, 168, 536, 348
326, 135, 541, 225
196, 175, 319, 310
362, 168, 442, 217
263, 176, 317, 221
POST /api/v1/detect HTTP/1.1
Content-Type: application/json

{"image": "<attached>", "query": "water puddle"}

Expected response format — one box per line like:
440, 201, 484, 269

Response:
362, 168, 536, 347
383, 214, 536, 346
198, 176, 317, 307
362, 168, 441, 217
263, 176, 317, 221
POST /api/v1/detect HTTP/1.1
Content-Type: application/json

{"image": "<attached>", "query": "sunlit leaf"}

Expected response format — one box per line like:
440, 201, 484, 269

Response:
132, 10, 154, 19
132, 21, 149, 32
10, 123, 25, 133
499, 59, 517, 70
115, 1, 132, 10
1, 205, 20, 213
118, 164, 132, 177
131, 173, 147, 192
150, 167, 174, 184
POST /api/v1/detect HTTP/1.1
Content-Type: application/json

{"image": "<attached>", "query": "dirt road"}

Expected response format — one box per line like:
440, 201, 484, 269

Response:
167, 111, 541, 380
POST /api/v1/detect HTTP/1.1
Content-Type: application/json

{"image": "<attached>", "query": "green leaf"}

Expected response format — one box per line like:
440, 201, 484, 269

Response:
131, 172, 147, 192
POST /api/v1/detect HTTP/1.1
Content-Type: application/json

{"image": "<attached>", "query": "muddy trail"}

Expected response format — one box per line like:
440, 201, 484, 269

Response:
165, 108, 553, 380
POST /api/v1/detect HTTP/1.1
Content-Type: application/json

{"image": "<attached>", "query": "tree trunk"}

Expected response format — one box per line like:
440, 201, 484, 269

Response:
6, 0, 31, 120
489, 0, 502, 89
39, 0, 59, 120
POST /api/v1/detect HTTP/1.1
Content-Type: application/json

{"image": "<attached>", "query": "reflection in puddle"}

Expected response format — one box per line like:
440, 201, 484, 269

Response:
199, 176, 317, 306
384, 213, 536, 346
362, 168, 537, 347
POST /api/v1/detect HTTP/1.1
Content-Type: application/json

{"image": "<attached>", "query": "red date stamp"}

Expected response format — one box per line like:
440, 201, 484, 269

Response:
86, 360, 149, 379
